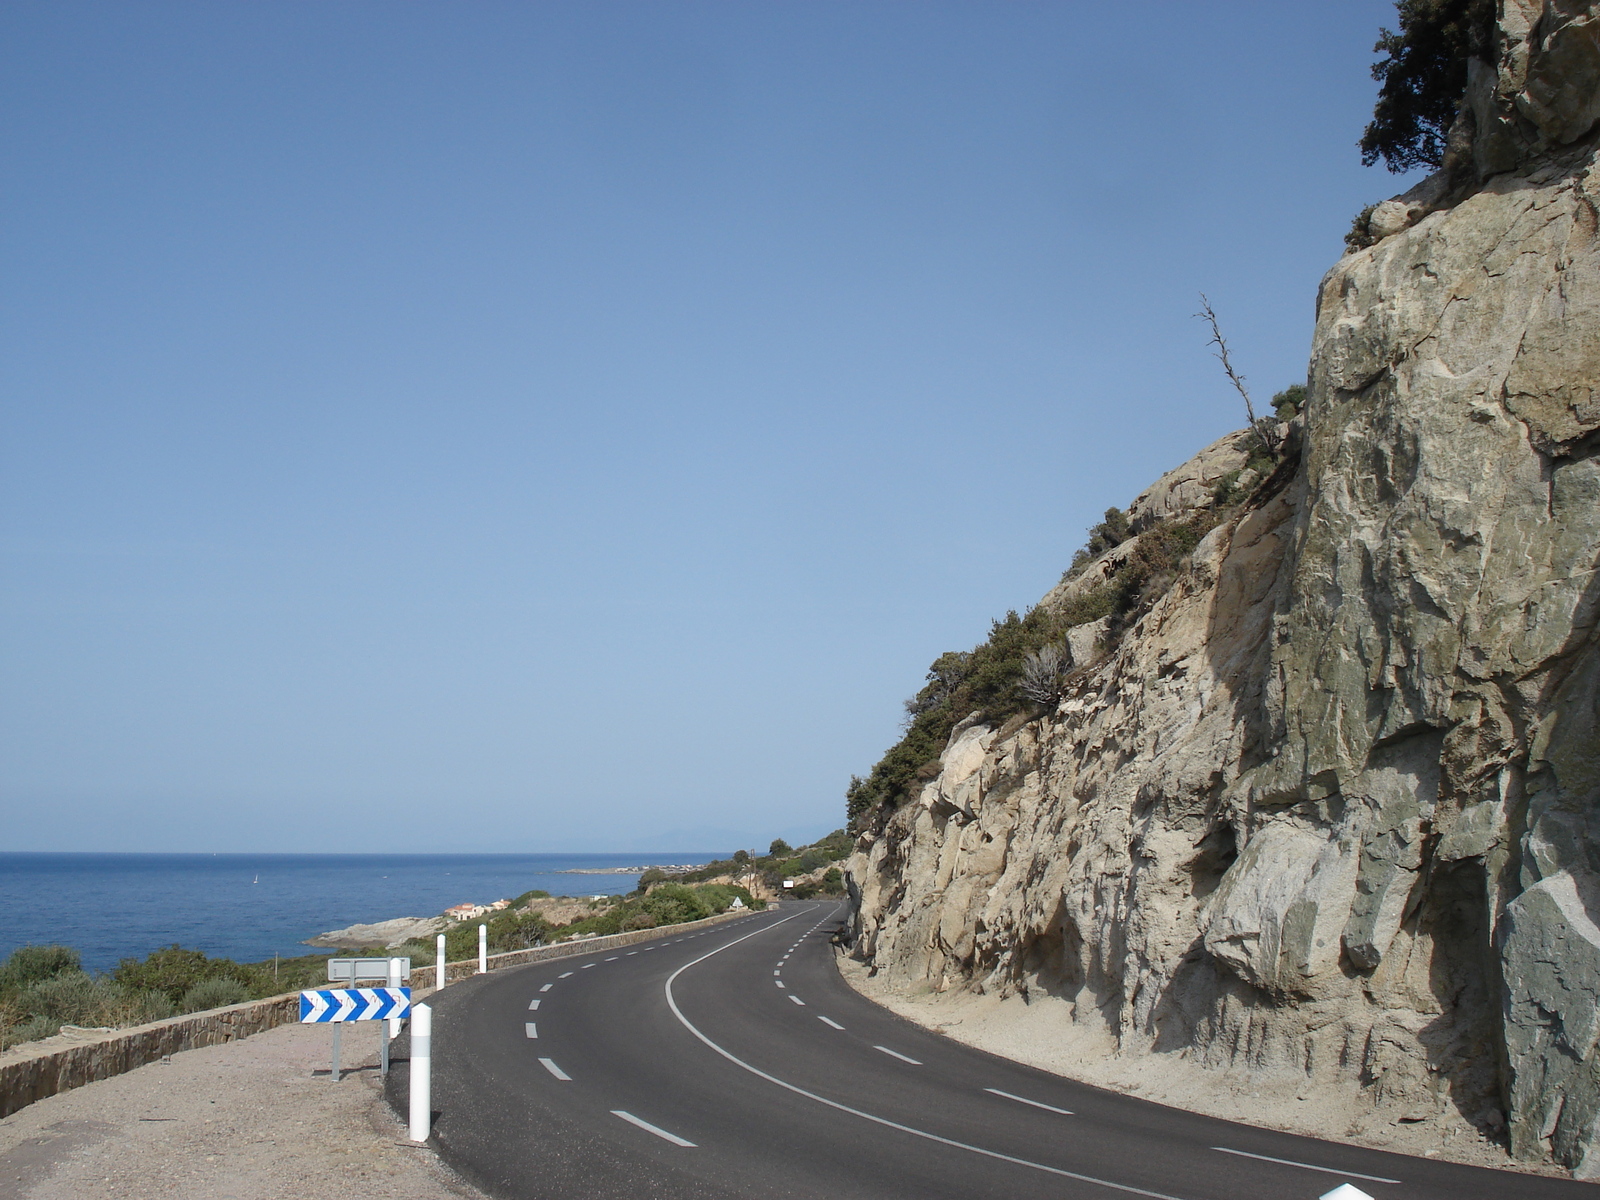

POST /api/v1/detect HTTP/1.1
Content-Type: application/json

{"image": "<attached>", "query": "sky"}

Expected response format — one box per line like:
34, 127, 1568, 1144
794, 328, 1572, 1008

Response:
1, 1, 1424, 854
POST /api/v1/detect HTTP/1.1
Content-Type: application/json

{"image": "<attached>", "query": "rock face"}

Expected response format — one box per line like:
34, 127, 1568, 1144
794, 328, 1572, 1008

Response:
849, 2, 1600, 1173
305, 916, 447, 950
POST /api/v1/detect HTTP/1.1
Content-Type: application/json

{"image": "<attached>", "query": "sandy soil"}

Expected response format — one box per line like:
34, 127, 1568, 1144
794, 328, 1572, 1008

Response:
0, 1020, 481, 1200
835, 954, 1572, 1181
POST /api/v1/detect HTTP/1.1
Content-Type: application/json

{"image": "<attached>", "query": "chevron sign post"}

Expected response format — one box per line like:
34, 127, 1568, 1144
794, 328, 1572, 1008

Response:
300, 987, 411, 1022
301, 987, 411, 1082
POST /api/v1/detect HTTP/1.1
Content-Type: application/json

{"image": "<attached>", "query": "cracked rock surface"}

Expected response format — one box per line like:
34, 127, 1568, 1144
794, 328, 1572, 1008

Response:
849, 0, 1600, 1176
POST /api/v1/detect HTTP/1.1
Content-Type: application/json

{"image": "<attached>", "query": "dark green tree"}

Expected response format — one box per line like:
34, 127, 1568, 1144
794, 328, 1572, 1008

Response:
768, 838, 793, 858
1360, 0, 1496, 172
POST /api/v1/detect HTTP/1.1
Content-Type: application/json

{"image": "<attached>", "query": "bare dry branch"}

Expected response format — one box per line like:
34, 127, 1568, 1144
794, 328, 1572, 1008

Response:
1196, 294, 1279, 455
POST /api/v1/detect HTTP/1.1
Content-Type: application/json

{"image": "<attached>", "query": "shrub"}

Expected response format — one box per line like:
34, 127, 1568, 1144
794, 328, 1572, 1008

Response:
180, 977, 251, 1013
1360, 0, 1496, 173
768, 839, 793, 858
1065, 508, 1131, 578
112, 945, 254, 1006
1271, 384, 1306, 420
0, 945, 81, 989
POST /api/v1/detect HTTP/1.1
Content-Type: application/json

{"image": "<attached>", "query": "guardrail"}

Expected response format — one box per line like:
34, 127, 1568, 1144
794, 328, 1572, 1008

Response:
0, 905, 758, 1119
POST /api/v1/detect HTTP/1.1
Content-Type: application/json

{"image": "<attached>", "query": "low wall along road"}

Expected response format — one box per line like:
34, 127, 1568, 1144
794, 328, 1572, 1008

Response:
0, 906, 750, 1119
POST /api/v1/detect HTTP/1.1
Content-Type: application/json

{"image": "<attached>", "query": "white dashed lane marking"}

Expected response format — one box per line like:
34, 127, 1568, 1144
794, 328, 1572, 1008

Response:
539, 1058, 571, 1080
984, 1088, 1072, 1116
818, 1016, 844, 1030
789, 995, 805, 1006
874, 1045, 921, 1065
527, 999, 540, 1010
559, 971, 574, 978
540, 983, 553, 992
612, 1111, 696, 1147
524, 1023, 538, 1038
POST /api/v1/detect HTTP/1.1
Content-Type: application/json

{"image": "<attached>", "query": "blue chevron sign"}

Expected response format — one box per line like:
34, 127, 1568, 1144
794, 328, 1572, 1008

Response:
300, 987, 410, 1023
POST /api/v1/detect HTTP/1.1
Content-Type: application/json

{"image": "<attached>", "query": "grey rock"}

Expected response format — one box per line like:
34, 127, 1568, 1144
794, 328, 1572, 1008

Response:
849, 0, 1600, 1174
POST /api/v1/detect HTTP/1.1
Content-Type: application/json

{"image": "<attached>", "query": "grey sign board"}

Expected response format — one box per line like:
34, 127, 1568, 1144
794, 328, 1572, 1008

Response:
327, 957, 411, 983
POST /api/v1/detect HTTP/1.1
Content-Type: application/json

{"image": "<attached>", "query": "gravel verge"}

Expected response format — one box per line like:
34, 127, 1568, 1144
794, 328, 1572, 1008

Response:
0, 1019, 482, 1200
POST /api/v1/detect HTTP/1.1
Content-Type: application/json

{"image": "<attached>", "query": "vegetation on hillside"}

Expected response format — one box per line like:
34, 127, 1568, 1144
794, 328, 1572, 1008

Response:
664, 830, 853, 897
1361, 0, 1496, 173
846, 408, 1299, 834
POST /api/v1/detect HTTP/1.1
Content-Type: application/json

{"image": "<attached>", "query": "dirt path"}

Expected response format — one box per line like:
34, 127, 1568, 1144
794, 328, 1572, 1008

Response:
0, 1020, 482, 1200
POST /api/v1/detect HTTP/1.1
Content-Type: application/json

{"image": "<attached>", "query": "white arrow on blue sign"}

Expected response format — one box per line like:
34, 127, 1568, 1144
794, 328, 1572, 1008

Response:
300, 987, 411, 1023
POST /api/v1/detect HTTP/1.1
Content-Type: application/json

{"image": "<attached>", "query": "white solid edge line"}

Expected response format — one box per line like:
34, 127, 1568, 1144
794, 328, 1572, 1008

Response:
984, 1087, 1072, 1116
613, 1110, 696, 1146
1209, 1147, 1401, 1185
661, 905, 1192, 1200
818, 1015, 844, 1030
539, 1057, 571, 1080
789, 995, 806, 1006
528, 999, 541, 1010
874, 1044, 920, 1065
524, 1022, 538, 1038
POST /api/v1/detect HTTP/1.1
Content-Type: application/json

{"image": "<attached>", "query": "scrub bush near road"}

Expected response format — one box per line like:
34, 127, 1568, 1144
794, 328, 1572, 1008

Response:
0, 942, 350, 1050
0, 944, 173, 1050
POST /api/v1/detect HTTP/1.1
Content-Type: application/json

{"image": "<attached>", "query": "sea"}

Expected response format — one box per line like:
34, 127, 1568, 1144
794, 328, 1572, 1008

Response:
0, 852, 720, 974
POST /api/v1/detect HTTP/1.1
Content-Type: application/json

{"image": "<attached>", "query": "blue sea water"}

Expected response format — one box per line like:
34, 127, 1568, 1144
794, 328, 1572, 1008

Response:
0, 852, 720, 973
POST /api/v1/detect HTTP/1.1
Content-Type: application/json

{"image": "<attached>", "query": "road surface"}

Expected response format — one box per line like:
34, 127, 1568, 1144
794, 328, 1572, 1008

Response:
388, 900, 1592, 1200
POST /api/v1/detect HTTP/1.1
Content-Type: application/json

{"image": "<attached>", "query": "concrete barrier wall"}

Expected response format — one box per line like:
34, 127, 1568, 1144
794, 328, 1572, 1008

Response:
0, 905, 757, 1119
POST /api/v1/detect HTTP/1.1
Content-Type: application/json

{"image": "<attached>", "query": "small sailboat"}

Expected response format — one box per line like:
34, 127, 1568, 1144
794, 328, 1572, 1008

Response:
252, 874, 258, 884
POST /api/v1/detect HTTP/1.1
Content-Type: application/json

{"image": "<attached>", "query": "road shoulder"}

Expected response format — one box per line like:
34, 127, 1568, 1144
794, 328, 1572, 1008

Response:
0, 1019, 482, 1200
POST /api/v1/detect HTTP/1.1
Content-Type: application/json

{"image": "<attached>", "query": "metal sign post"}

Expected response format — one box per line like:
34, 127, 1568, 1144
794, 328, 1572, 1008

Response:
300, 986, 411, 1081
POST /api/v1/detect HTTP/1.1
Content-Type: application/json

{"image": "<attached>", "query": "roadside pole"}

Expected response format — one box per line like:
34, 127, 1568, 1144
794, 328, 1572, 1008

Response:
478, 924, 487, 973
435, 933, 447, 988
408, 1003, 432, 1142
380, 957, 402, 1075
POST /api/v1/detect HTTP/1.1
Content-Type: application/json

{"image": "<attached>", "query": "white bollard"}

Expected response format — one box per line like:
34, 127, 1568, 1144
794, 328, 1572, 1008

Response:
478, 923, 487, 974
436, 932, 447, 988
407, 1003, 432, 1142
387, 957, 403, 1040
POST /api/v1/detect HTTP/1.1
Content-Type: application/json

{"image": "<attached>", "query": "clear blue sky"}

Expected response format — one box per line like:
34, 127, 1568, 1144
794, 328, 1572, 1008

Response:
1, 1, 1420, 853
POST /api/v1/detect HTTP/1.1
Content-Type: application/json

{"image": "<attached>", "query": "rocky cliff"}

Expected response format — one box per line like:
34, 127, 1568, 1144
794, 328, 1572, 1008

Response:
847, 0, 1600, 1174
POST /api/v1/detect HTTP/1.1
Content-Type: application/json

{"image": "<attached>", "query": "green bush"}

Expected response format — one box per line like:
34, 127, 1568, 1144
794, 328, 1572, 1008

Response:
180, 977, 251, 1012
0, 945, 81, 989
1271, 384, 1306, 420
112, 945, 254, 1006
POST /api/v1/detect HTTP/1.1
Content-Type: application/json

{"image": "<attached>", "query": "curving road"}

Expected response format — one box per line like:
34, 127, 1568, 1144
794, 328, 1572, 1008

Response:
388, 900, 1592, 1200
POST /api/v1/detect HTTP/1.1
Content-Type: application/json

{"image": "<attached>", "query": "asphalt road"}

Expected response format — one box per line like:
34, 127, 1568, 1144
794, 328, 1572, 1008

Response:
387, 901, 1594, 1200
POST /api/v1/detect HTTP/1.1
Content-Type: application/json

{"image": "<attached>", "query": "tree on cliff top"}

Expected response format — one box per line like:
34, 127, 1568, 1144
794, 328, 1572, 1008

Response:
1361, 0, 1497, 172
